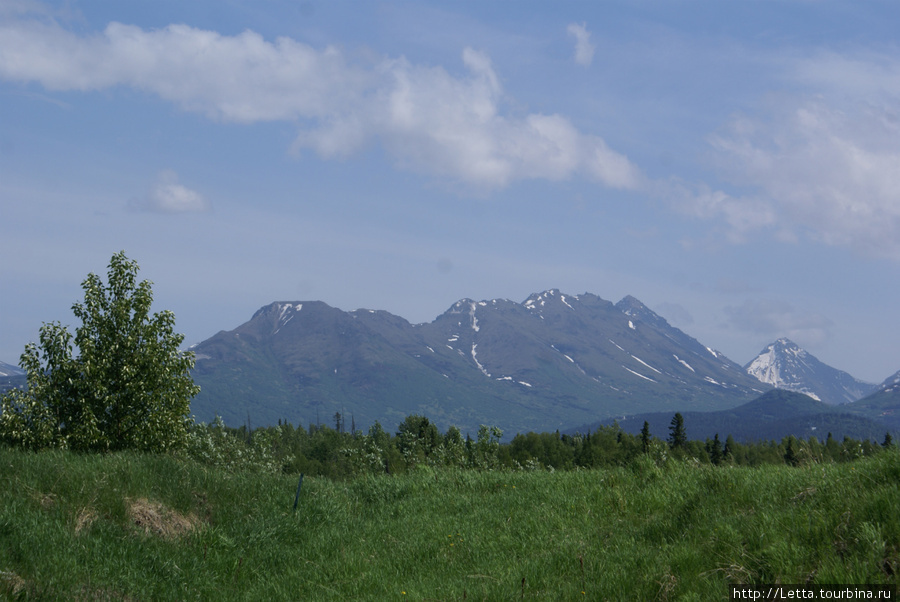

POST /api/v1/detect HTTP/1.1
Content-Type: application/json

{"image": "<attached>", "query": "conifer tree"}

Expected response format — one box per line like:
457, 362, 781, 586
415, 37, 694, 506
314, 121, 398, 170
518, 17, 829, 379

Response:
640, 421, 651, 454
708, 433, 723, 465
724, 434, 736, 460
667, 413, 686, 450
784, 437, 799, 466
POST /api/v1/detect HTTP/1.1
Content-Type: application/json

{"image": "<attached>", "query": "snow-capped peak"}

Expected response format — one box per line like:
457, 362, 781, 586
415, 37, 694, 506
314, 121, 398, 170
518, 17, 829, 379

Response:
744, 338, 874, 405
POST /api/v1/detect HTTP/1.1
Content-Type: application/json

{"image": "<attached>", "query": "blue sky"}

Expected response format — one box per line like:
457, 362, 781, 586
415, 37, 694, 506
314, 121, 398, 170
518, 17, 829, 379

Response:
1, 0, 898, 383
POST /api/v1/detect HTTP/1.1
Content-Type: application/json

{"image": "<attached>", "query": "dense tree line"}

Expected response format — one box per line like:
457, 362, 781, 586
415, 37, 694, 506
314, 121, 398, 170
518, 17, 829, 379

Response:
183, 411, 895, 477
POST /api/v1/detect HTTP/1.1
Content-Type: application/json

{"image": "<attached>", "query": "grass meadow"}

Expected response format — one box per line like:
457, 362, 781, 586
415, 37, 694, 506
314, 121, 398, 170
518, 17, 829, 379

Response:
1, 447, 898, 600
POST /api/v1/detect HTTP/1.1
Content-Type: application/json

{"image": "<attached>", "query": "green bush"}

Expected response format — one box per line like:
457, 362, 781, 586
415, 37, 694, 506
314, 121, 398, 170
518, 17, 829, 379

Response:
0, 252, 199, 452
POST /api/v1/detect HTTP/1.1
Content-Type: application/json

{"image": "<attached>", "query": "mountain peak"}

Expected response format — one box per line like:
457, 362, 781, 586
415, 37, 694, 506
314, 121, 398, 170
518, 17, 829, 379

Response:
745, 339, 874, 405
877, 369, 900, 394
523, 289, 581, 312
615, 295, 671, 331
772, 337, 804, 352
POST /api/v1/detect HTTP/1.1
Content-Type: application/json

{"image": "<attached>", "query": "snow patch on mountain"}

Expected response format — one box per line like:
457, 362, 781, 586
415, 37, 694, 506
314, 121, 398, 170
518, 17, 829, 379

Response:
624, 366, 656, 382
674, 355, 695, 372
631, 355, 662, 375
471, 343, 490, 377
469, 302, 480, 332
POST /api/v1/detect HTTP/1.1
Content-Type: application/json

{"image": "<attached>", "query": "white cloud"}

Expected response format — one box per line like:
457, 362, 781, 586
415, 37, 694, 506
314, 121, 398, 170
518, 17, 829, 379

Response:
129, 170, 210, 213
0, 17, 639, 191
694, 48, 900, 260
566, 22, 594, 67
665, 181, 777, 244
300, 46, 641, 190
0, 20, 367, 122
708, 99, 900, 258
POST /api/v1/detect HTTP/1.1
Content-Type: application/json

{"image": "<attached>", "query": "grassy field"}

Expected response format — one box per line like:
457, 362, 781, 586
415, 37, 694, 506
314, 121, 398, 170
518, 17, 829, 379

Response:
1, 448, 898, 600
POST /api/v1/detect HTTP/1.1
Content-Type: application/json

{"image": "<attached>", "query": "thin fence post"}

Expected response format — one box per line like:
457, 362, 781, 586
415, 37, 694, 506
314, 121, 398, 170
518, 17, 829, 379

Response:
293, 473, 304, 513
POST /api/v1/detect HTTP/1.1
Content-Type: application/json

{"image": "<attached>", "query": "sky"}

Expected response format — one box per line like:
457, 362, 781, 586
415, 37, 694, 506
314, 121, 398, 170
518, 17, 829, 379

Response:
1, 0, 899, 384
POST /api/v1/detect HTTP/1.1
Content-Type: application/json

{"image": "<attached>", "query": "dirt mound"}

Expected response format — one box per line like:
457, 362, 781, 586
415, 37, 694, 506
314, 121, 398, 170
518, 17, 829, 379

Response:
127, 498, 198, 539
75, 507, 97, 534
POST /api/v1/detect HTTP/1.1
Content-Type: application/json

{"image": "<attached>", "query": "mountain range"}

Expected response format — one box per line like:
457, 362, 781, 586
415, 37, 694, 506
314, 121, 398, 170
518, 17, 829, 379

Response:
189, 290, 773, 435
3, 291, 897, 440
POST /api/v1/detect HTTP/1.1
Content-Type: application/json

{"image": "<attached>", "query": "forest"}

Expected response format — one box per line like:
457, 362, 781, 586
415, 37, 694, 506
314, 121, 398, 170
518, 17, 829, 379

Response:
186, 411, 895, 478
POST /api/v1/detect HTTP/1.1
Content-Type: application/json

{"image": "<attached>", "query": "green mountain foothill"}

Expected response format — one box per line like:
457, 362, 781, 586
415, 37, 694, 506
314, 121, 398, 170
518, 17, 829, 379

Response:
589, 389, 897, 444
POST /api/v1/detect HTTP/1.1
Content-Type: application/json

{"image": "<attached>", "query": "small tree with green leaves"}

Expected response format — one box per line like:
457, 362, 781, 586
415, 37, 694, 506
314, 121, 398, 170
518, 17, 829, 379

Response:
0, 251, 199, 452
396, 414, 441, 463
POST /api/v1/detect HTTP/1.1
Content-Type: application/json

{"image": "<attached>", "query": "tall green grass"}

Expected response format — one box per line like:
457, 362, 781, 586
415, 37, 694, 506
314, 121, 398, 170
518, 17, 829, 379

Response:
1, 448, 897, 600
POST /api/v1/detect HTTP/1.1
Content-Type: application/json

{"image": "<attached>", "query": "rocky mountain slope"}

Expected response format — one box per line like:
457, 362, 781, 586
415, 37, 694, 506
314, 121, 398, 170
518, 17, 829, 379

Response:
190, 290, 769, 435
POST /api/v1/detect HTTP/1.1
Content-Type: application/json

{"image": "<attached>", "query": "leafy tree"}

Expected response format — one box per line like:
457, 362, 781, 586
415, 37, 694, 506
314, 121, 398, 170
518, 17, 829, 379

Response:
473, 424, 503, 469
667, 413, 686, 450
368, 420, 390, 448
396, 414, 440, 460
438, 425, 467, 467
0, 252, 199, 452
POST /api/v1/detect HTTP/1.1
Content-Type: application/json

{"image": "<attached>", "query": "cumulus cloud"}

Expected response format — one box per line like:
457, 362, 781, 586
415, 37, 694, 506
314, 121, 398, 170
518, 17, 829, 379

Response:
724, 299, 833, 348
0, 16, 640, 191
566, 22, 594, 67
698, 50, 900, 260
129, 170, 210, 213
670, 183, 777, 244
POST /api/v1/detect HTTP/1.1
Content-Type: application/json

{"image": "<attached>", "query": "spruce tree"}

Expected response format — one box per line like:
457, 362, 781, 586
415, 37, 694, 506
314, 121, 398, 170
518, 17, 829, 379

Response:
640, 420, 651, 454
708, 433, 723, 465
667, 412, 686, 449
784, 437, 799, 466
724, 434, 736, 460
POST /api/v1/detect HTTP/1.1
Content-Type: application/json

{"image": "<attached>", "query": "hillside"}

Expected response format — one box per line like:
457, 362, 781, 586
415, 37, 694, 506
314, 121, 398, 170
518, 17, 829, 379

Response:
844, 370, 900, 431
590, 389, 894, 443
